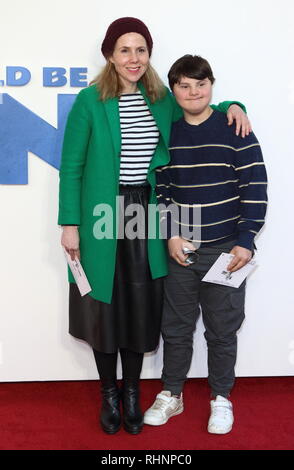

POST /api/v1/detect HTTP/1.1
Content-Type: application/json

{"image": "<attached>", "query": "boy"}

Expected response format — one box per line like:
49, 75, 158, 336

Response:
144, 55, 267, 434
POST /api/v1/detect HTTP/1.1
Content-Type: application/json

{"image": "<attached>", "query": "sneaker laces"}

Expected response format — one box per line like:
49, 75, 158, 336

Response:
152, 392, 173, 411
211, 402, 232, 421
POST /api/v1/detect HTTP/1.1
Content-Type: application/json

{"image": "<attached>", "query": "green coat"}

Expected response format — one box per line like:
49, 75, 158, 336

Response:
58, 82, 240, 303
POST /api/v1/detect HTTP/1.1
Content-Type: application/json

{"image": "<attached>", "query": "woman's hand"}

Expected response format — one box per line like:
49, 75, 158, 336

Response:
168, 237, 196, 267
227, 104, 252, 138
227, 245, 252, 272
61, 226, 80, 261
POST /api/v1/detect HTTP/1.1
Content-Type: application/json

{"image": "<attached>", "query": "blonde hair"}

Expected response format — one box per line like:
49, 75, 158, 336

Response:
90, 61, 166, 103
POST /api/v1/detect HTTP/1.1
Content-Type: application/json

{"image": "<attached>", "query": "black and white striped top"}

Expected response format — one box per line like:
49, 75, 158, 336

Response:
119, 92, 159, 185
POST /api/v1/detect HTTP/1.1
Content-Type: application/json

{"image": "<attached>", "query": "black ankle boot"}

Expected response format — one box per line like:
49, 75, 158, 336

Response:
100, 379, 121, 434
122, 379, 143, 434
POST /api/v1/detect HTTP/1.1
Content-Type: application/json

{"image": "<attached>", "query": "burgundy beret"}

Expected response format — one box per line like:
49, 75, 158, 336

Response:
101, 17, 153, 58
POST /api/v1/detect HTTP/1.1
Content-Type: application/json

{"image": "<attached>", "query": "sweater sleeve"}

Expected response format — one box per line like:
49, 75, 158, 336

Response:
58, 90, 91, 225
155, 165, 174, 239
234, 133, 268, 249
211, 101, 247, 114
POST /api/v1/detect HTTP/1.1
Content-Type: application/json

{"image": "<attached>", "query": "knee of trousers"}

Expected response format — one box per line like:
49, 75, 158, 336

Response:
162, 328, 195, 346
204, 332, 239, 347
203, 310, 245, 342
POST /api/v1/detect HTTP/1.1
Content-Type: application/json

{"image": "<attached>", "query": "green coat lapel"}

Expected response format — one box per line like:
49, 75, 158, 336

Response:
138, 82, 169, 149
138, 82, 171, 179
103, 97, 121, 158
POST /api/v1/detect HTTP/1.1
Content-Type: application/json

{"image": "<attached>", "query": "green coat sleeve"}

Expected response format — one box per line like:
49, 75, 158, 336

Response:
58, 91, 91, 225
211, 100, 247, 113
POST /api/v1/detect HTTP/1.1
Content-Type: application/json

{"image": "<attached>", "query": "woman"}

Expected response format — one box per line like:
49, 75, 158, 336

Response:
58, 17, 250, 435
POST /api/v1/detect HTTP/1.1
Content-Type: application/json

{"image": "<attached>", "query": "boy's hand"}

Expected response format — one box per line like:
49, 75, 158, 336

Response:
61, 226, 80, 261
168, 237, 196, 266
227, 245, 252, 272
227, 104, 252, 138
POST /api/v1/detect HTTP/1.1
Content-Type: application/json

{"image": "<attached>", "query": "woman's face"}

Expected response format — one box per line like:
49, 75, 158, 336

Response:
110, 32, 150, 92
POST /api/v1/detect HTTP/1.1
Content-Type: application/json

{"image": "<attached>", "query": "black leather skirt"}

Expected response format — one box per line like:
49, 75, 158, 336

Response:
69, 184, 164, 353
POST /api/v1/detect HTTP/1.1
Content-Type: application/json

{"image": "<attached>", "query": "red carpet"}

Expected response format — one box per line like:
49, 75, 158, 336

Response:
0, 377, 294, 450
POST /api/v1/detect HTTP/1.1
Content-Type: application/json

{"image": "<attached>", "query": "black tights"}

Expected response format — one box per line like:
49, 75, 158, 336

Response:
93, 348, 144, 381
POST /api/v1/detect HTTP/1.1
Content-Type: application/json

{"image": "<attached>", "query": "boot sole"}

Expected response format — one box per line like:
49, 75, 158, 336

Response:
101, 423, 121, 434
101, 427, 121, 434
123, 423, 143, 434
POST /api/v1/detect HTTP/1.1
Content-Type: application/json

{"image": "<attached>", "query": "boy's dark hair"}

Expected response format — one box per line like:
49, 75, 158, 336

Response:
168, 55, 215, 91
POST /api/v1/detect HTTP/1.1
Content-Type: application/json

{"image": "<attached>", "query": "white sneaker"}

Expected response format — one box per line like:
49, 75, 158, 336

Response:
208, 395, 234, 434
144, 391, 184, 426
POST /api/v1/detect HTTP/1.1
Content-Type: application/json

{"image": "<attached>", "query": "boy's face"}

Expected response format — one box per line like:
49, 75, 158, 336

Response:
173, 76, 212, 117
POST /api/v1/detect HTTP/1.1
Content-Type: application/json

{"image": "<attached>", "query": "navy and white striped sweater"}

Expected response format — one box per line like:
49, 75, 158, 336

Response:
155, 110, 268, 250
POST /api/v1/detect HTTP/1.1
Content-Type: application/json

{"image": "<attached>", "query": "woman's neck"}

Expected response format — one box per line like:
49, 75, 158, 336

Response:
121, 82, 139, 94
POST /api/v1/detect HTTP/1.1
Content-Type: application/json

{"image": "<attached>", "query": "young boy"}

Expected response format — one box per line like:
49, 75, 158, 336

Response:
144, 55, 268, 434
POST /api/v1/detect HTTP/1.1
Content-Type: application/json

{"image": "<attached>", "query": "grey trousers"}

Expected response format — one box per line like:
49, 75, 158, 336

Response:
161, 240, 246, 398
